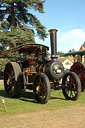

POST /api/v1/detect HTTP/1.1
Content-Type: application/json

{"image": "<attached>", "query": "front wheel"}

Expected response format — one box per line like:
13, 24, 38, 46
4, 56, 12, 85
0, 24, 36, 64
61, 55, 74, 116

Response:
33, 73, 51, 104
62, 72, 81, 100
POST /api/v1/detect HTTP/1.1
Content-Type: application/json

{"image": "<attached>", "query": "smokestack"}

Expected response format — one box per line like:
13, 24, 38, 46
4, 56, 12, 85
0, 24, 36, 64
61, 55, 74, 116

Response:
48, 29, 58, 58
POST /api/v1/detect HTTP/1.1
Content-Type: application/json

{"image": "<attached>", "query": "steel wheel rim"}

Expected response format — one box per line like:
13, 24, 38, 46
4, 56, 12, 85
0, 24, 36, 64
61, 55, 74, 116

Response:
71, 63, 85, 90
64, 75, 78, 99
35, 76, 47, 102
4, 63, 15, 96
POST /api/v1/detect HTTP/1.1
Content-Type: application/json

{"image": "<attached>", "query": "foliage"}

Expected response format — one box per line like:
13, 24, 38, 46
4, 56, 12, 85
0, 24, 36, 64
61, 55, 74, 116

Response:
0, 24, 34, 50
0, 0, 47, 50
0, 58, 9, 72
0, 58, 9, 79
65, 62, 72, 65
57, 51, 65, 57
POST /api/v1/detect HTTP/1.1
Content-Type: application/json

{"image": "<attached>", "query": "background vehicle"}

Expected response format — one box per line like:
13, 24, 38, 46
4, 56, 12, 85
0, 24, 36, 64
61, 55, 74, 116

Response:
2, 29, 81, 103
65, 50, 85, 92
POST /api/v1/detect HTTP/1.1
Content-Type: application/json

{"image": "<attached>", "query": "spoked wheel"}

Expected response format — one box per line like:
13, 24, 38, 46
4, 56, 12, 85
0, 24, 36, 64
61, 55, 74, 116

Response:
62, 72, 81, 100
33, 73, 51, 104
70, 62, 85, 91
4, 62, 22, 98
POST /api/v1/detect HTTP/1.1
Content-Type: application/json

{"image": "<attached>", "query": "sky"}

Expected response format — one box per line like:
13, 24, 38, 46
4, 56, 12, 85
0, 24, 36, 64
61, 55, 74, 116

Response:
32, 0, 85, 53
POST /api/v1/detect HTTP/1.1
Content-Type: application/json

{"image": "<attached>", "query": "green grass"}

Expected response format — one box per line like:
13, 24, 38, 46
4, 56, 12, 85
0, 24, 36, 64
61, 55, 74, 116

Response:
0, 85, 85, 115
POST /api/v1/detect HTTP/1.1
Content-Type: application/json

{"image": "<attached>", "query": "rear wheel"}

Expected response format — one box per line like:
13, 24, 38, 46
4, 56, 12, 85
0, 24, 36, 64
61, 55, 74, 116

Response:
70, 62, 85, 91
62, 72, 81, 100
33, 73, 51, 104
4, 62, 22, 98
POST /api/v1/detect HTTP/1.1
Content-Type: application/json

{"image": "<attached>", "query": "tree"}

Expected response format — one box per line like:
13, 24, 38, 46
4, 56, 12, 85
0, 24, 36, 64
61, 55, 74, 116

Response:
69, 49, 75, 52
0, 23, 34, 51
0, 0, 47, 50
57, 51, 65, 57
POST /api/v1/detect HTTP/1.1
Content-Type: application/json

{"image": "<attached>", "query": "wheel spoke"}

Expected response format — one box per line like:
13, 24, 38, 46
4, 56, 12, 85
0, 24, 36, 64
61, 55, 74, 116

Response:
70, 91, 73, 98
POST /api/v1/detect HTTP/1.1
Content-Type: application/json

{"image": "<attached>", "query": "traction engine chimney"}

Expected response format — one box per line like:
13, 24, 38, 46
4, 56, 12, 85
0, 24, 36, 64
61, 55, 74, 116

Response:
48, 29, 58, 58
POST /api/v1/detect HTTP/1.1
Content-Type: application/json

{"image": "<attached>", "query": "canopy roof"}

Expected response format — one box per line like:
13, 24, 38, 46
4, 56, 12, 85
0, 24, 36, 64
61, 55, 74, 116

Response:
2, 43, 49, 56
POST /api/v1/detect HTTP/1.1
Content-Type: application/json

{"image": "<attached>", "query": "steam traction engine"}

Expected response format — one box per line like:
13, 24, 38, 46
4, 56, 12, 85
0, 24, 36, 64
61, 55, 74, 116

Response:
65, 50, 85, 92
2, 29, 81, 104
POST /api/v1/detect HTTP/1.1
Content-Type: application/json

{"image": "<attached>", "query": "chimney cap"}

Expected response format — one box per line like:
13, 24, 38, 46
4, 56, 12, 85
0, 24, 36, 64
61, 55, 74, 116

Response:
48, 29, 58, 34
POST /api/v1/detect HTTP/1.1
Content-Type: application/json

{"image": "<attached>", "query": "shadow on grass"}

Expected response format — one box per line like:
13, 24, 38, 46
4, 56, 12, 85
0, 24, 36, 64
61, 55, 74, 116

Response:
21, 91, 34, 99
0, 90, 7, 98
20, 91, 66, 103
50, 96, 66, 101
0, 88, 38, 104
0, 89, 66, 103
0, 89, 35, 101
19, 91, 36, 103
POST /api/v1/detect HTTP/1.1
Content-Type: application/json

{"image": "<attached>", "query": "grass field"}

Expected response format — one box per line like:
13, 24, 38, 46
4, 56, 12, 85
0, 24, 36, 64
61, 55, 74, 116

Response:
0, 85, 85, 115
1, 85, 85, 128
